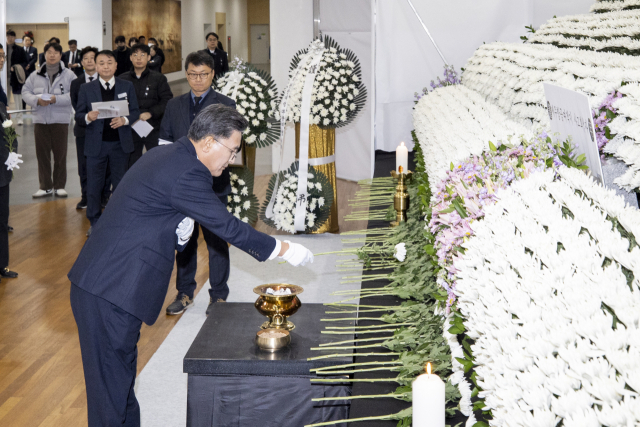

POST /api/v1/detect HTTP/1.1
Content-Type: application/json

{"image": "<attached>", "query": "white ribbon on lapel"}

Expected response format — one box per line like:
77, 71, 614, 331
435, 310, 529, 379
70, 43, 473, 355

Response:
219, 70, 243, 102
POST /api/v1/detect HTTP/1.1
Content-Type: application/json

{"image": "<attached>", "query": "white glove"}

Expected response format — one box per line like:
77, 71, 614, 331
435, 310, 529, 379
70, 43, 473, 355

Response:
5, 152, 23, 171
158, 139, 173, 145
280, 240, 314, 267
176, 217, 195, 246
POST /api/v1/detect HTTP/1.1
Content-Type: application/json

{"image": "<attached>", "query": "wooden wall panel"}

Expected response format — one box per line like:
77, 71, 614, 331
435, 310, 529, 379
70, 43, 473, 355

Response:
112, 0, 182, 74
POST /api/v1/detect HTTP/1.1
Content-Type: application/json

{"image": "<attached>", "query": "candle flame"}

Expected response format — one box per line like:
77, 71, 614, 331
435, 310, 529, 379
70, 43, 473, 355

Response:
427, 362, 431, 375
399, 165, 403, 173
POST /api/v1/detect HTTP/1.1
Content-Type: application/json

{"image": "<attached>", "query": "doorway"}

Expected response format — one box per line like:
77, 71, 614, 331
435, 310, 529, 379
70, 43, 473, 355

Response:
215, 12, 226, 52
250, 24, 269, 65
6, 23, 69, 66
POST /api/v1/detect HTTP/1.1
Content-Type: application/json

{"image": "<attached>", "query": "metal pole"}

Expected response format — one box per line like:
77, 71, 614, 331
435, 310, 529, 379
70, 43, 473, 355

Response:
313, 0, 321, 39
405, 0, 448, 66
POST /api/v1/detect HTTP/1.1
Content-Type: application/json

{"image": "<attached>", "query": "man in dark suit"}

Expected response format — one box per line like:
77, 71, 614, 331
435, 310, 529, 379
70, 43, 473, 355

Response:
5, 30, 28, 125
69, 104, 313, 427
22, 34, 37, 79
62, 40, 83, 77
159, 51, 234, 316
200, 32, 228, 80
119, 43, 172, 167
75, 50, 139, 236
113, 35, 132, 77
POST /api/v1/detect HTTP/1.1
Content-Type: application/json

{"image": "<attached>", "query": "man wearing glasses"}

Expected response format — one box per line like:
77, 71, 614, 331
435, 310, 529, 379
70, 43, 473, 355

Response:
159, 52, 236, 317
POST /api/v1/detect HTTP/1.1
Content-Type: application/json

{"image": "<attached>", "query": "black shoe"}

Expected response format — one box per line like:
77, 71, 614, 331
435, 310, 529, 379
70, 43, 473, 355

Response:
76, 199, 88, 209
0, 268, 18, 278
206, 297, 226, 316
86, 226, 92, 237
7, 226, 13, 232
166, 293, 193, 315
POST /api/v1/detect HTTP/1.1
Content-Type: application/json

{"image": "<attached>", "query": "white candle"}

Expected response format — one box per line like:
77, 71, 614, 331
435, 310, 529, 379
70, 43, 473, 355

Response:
396, 141, 408, 173
412, 363, 445, 427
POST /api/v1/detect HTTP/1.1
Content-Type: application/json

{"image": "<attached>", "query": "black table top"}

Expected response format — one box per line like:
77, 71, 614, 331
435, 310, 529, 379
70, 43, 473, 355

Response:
184, 302, 354, 376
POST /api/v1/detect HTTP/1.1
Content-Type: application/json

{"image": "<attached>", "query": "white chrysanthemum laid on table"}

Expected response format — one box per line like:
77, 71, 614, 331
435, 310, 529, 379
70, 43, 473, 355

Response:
226, 167, 259, 225
214, 58, 280, 148
278, 36, 366, 128
259, 161, 334, 234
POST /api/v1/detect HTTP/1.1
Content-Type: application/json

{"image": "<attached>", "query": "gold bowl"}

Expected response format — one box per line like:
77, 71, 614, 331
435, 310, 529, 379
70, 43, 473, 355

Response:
253, 284, 304, 330
255, 328, 291, 352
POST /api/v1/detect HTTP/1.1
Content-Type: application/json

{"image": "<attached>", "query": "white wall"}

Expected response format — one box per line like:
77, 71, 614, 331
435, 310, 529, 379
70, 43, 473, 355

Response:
7, 0, 104, 49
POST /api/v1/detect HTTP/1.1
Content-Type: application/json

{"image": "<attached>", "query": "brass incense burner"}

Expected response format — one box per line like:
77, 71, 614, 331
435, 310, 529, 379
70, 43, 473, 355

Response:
390, 167, 413, 227
253, 284, 304, 331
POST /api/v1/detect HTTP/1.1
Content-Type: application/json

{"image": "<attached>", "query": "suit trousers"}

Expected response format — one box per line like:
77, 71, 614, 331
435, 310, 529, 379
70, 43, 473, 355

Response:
86, 140, 129, 226
128, 128, 159, 169
34, 123, 68, 190
0, 184, 9, 269
175, 195, 230, 301
76, 137, 112, 202
70, 284, 142, 427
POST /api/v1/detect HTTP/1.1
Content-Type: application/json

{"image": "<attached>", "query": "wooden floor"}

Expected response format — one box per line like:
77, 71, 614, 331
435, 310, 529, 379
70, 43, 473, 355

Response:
0, 175, 366, 426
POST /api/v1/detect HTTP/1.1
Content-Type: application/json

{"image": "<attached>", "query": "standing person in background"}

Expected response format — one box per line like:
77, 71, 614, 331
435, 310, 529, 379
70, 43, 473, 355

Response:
138, 36, 146, 46
159, 52, 235, 316
5, 30, 28, 125
148, 46, 162, 73
200, 32, 228, 81
39, 37, 60, 66
119, 44, 172, 167
147, 38, 165, 73
22, 34, 37, 110
75, 50, 139, 237
128, 37, 139, 48
22, 42, 76, 198
63, 40, 83, 77
113, 36, 132, 77
0, 43, 19, 280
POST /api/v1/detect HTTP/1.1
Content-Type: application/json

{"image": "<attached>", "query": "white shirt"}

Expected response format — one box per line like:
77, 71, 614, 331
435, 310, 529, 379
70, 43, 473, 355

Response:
84, 72, 97, 84
85, 76, 129, 125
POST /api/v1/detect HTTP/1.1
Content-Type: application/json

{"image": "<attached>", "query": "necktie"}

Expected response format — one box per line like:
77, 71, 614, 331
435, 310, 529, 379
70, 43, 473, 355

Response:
194, 96, 202, 106
105, 82, 111, 90
89, 76, 94, 82
72, 52, 75, 63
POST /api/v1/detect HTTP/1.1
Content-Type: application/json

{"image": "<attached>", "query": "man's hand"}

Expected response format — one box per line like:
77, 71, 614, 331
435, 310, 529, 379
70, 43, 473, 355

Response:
87, 110, 100, 121
49, 95, 57, 104
25, 64, 30, 70
280, 240, 314, 267
110, 117, 126, 129
139, 112, 152, 121
37, 98, 51, 107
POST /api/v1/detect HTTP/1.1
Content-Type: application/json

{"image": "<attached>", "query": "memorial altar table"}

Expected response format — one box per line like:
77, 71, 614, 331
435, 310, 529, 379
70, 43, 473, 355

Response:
184, 303, 352, 427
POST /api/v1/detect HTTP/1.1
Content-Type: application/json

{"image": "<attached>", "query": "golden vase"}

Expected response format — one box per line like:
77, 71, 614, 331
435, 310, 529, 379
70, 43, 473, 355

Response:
295, 123, 339, 234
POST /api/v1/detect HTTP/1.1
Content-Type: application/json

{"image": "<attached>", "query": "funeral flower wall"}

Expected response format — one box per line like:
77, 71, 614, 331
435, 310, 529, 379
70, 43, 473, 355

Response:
591, 0, 640, 13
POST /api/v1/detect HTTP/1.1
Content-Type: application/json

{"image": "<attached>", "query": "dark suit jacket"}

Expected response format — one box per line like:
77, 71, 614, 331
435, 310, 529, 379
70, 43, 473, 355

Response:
70, 73, 94, 138
0, 103, 17, 187
159, 89, 234, 195
118, 67, 173, 129
68, 136, 276, 325
75, 77, 140, 157
199, 48, 229, 80
38, 52, 45, 67
8, 44, 28, 91
62, 50, 83, 77
24, 47, 37, 77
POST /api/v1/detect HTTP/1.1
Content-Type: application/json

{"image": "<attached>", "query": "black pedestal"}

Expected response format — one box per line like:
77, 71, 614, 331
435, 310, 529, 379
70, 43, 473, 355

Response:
184, 303, 353, 427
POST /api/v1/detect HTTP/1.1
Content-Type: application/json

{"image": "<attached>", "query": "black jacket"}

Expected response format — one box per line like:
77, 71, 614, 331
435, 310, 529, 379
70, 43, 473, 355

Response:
148, 56, 162, 74
70, 73, 95, 138
0, 103, 17, 187
8, 44, 28, 91
199, 48, 229, 80
63, 50, 83, 77
118, 67, 173, 129
113, 47, 133, 77
24, 47, 38, 77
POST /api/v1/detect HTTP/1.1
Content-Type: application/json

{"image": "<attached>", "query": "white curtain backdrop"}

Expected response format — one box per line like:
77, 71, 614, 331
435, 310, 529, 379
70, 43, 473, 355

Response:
374, 0, 595, 151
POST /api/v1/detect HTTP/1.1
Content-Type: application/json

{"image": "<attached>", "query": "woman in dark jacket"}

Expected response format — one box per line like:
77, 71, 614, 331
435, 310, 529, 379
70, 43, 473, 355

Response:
148, 46, 162, 73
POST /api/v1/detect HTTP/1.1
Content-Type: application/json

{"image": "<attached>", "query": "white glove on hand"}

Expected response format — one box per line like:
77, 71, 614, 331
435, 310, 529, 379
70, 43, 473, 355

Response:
280, 240, 314, 267
5, 152, 23, 171
176, 217, 195, 246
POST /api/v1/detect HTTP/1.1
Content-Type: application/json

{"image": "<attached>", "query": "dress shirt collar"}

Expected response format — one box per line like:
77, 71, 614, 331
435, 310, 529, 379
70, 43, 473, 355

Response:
85, 72, 98, 83
99, 76, 116, 90
209, 49, 216, 55
190, 87, 211, 104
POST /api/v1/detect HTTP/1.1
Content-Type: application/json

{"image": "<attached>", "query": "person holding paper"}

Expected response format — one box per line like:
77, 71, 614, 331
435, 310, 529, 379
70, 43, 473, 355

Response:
22, 42, 76, 198
75, 50, 140, 237
119, 43, 173, 167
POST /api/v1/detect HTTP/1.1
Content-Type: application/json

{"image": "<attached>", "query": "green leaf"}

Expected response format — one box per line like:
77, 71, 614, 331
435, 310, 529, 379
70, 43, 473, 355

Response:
438, 206, 456, 214
450, 162, 454, 171
576, 154, 586, 164
473, 422, 491, 427
488, 141, 497, 152
424, 245, 436, 256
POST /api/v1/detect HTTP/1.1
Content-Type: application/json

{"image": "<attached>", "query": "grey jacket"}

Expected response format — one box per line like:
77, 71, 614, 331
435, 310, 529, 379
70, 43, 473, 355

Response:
22, 63, 76, 124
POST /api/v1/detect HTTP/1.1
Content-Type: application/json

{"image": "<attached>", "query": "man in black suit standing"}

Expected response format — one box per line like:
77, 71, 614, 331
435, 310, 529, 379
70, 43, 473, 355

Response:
5, 30, 28, 125
200, 32, 228, 80
119, 44, 172, 167
22, 34, 37, 79
75, 50, 139, 236
159, 51, 234, 316
69, 104, 313, 427
113, 35, 132, 77
63, 40, 83, 77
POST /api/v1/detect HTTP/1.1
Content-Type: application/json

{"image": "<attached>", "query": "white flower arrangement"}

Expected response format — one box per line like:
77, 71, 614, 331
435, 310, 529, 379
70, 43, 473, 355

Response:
591, 0, 640, 13
278, 36, 366, 128
259, 161, 334, 234
214, 59, 280, 148
226, 167, 259, 225
449, 169, 640, 426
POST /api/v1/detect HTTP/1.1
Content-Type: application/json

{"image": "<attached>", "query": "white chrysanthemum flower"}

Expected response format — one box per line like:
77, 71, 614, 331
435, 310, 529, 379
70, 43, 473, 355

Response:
252, 119, 260, 126
257, 112, 264, 120
2, 120, 12, 128
318, 197, 325, 207
315, 182, 322, 191
241, 186, 249, 196
394, 243, 406, 262
243, 201, 251, 210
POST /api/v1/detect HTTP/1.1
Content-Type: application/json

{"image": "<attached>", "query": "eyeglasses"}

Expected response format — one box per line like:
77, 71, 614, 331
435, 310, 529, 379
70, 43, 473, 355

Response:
131, 53, 147, 58
216, 140, 240, 162
187, 72, 212, 81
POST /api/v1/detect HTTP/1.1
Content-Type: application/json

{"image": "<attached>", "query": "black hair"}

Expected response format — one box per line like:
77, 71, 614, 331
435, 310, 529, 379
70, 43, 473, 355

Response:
68, 39, 77, 46
149, 46, 157, 55
184, 51, 214, 72
188, 104, 248, 142
80, 46, 99, 61
6, 30, 16, 37
218, 41, 224, 51
0, 43, 4, 49
44, 43, 63, 54
128, 37, 139, 46
96, 50, 116, 61
130, 44, 150, 55
49, 37, 60, 44
205, 32, 219, 41
148, 37, 158, 45
115, 35, 125, 44
138, 35, 146, 40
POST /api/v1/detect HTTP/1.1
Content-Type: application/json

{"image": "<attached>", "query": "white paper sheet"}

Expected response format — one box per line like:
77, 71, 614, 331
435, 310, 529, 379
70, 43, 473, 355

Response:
132, 120, 154, 138
91, 100, 130, 119
41, 93, 52, 101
